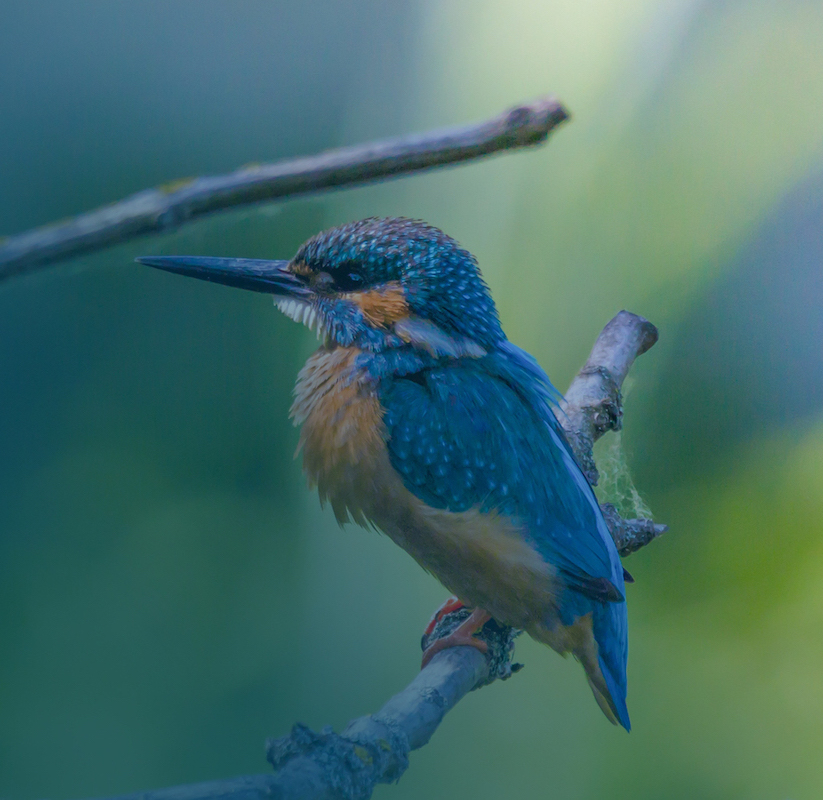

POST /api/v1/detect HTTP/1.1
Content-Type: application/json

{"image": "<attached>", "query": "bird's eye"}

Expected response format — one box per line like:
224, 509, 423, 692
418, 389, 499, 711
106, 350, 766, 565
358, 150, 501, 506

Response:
334, 270, 365, 292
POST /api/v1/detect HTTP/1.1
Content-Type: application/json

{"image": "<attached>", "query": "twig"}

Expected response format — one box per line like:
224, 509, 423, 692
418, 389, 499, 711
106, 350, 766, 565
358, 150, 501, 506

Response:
601, 503, 668, 557
0, 97, 568, 283
85, 310, 665, 800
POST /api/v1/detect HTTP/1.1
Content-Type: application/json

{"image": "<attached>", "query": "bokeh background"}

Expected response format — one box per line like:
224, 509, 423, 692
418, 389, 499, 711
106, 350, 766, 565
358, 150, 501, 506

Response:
2, 1, 823, 798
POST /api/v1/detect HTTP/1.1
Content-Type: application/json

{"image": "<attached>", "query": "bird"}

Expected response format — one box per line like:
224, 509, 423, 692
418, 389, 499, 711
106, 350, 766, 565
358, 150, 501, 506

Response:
136, 217, 630, 730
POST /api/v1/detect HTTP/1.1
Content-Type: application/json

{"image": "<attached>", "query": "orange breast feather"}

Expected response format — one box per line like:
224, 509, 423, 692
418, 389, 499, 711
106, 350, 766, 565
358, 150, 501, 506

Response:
290, 347, 387, 525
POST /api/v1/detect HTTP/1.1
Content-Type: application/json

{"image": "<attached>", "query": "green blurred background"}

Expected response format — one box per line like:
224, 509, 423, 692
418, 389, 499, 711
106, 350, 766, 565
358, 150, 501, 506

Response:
2, 1, 823, 798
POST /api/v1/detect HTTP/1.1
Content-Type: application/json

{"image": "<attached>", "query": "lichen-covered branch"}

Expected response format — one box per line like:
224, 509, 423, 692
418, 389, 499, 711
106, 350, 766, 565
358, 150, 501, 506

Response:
559, 310, 659, 486
0, 96, 568, 283
557, 310, 667, 554
263, 645, 499, 800
101, 647, 494, 800
83, 310, 665, 800
601, 503, 668, 557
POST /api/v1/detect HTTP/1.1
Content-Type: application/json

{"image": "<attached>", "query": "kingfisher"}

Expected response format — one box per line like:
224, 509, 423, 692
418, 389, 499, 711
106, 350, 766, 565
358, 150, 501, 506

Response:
136, 217, 630, 730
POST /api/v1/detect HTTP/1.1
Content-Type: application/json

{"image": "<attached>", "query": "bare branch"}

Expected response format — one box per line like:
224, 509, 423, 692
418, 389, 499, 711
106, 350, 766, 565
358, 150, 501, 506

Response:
0, 96, 568, 283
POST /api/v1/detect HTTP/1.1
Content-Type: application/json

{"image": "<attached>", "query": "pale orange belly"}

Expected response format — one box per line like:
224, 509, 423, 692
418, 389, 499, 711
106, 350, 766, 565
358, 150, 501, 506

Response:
365, 466, 562, 632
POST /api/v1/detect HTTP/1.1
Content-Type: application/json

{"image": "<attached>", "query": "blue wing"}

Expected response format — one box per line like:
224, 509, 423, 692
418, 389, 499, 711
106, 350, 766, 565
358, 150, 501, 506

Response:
379, 342, 624, 601
380, 342, 630, 729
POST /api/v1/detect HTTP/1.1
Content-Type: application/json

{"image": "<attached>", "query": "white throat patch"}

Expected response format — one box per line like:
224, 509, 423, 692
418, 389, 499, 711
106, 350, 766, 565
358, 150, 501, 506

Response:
274, 298, 327, 340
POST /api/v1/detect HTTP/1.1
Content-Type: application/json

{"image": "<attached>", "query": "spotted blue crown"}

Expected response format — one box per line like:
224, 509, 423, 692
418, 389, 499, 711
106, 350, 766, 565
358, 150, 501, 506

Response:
296, 218, 505, 348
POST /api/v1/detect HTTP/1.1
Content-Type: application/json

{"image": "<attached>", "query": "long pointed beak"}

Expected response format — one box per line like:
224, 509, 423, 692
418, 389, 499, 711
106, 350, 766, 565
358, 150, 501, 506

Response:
135, 256, 311, 297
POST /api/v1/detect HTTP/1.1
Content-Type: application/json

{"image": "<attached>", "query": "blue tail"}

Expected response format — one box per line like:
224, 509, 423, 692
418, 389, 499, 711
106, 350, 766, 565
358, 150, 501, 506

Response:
590, 600, 630, 731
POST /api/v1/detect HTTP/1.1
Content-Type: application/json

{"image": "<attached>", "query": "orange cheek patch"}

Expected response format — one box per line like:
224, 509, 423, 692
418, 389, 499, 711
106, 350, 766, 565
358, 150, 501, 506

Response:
349, 282, 409, 328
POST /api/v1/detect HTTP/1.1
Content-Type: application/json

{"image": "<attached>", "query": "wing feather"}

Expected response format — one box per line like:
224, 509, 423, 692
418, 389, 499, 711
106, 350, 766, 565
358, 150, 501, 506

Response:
379, 345, 624, 601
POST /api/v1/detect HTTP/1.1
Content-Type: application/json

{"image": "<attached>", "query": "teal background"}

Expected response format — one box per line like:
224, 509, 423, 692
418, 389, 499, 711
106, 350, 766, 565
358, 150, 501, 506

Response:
3, 1, 823, 798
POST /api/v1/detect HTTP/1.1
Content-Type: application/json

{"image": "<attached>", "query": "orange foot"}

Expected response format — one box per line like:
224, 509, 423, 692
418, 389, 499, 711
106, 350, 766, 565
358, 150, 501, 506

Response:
421, 606, 493, 669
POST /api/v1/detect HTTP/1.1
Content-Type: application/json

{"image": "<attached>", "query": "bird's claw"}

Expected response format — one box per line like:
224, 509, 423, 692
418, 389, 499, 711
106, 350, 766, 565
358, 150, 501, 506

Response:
420, 605, 492, 669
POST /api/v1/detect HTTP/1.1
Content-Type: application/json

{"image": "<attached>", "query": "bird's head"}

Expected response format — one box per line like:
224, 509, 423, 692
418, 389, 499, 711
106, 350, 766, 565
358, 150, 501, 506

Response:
137, 218, 504, 356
